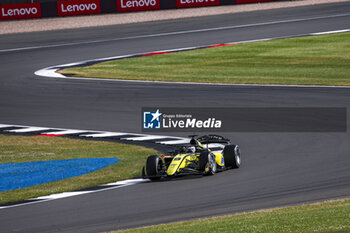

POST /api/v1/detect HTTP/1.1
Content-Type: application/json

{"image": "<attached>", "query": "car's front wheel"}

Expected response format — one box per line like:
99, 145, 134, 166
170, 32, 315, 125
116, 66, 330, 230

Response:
146, 155, 163, 181
199, 152, 217, 175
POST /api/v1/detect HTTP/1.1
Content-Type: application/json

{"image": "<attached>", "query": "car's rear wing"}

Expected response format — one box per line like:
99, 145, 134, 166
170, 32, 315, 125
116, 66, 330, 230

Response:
196, 135, 230, 144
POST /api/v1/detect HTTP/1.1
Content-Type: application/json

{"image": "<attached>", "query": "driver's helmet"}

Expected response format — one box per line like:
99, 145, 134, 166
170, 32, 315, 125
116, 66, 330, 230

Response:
187, 146, 196, 153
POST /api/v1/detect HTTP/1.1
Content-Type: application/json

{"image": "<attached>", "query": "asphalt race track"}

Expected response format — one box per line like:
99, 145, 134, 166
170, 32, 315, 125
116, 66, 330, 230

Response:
1, 2, 350, 233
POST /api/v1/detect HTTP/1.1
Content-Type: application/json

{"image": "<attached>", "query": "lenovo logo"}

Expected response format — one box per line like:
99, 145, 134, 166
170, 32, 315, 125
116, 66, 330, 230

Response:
2, 7, 38, 16
117, 0, 160, 12
177, 0, 219, 8
57, 0, 101, 16
0, 3, 41, 20
61, 3, 97, 12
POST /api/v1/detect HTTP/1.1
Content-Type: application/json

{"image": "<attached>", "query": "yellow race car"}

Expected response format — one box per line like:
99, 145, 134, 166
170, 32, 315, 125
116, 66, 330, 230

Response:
142, 135, 241, 181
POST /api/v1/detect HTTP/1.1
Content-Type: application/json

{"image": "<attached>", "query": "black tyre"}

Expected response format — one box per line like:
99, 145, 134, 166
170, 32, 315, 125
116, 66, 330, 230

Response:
146, 155, 163, 181
199, 152, 217, 175
223, 145, 241, 169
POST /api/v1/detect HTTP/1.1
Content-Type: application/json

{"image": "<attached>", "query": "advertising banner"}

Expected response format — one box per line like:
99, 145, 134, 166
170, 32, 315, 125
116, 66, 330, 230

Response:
117, 0, 160, 12
0, 3, 41, 20
176, 0, 219, 8
57, 0, 101, 17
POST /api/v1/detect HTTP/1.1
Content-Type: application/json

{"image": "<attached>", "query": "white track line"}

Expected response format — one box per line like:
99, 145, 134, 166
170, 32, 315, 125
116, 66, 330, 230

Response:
0, 124, 14, 128
7, 127, 50, 133
35, 191, 94, 200
0, 179, 148, 210
44, 130, 88, 135
36, 68, 66, 78
311, 29, 350, 35
159, 139, 191, 145
1, 13, 350, 53
81, 132, 130, 137
123, 135, 181, 141
102, 178, 146, 186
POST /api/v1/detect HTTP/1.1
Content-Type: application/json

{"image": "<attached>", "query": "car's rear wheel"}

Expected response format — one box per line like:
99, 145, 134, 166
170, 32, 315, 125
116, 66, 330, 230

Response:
199, 152, 217, 175
223, 145, 241, 169
146, 155, 163, 181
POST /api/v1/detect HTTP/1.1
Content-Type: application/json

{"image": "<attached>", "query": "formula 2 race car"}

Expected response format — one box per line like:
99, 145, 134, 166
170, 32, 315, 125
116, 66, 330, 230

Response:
142, 135, 241, 181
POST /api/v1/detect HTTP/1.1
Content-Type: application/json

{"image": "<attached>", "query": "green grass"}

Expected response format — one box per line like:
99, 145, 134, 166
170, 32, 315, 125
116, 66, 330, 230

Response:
113, 198, 350, 233
59, 32, 350, 86
0, 135, 158, 204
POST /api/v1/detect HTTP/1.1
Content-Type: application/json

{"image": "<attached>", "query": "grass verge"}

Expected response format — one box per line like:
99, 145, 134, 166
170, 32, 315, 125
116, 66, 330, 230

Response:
59, 32, 350, 86
113, 198, 350, 233
0, 135, 158, 204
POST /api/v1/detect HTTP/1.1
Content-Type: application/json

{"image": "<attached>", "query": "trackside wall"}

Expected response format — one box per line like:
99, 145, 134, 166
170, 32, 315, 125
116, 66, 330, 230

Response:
0, 0, 282, 20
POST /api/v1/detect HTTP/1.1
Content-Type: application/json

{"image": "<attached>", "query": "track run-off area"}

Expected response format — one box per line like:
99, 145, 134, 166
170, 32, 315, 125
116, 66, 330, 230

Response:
0, 2, 350, 233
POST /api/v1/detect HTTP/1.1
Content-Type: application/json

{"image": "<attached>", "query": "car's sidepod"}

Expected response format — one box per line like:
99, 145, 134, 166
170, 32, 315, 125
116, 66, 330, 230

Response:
166, 153, 196, 176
